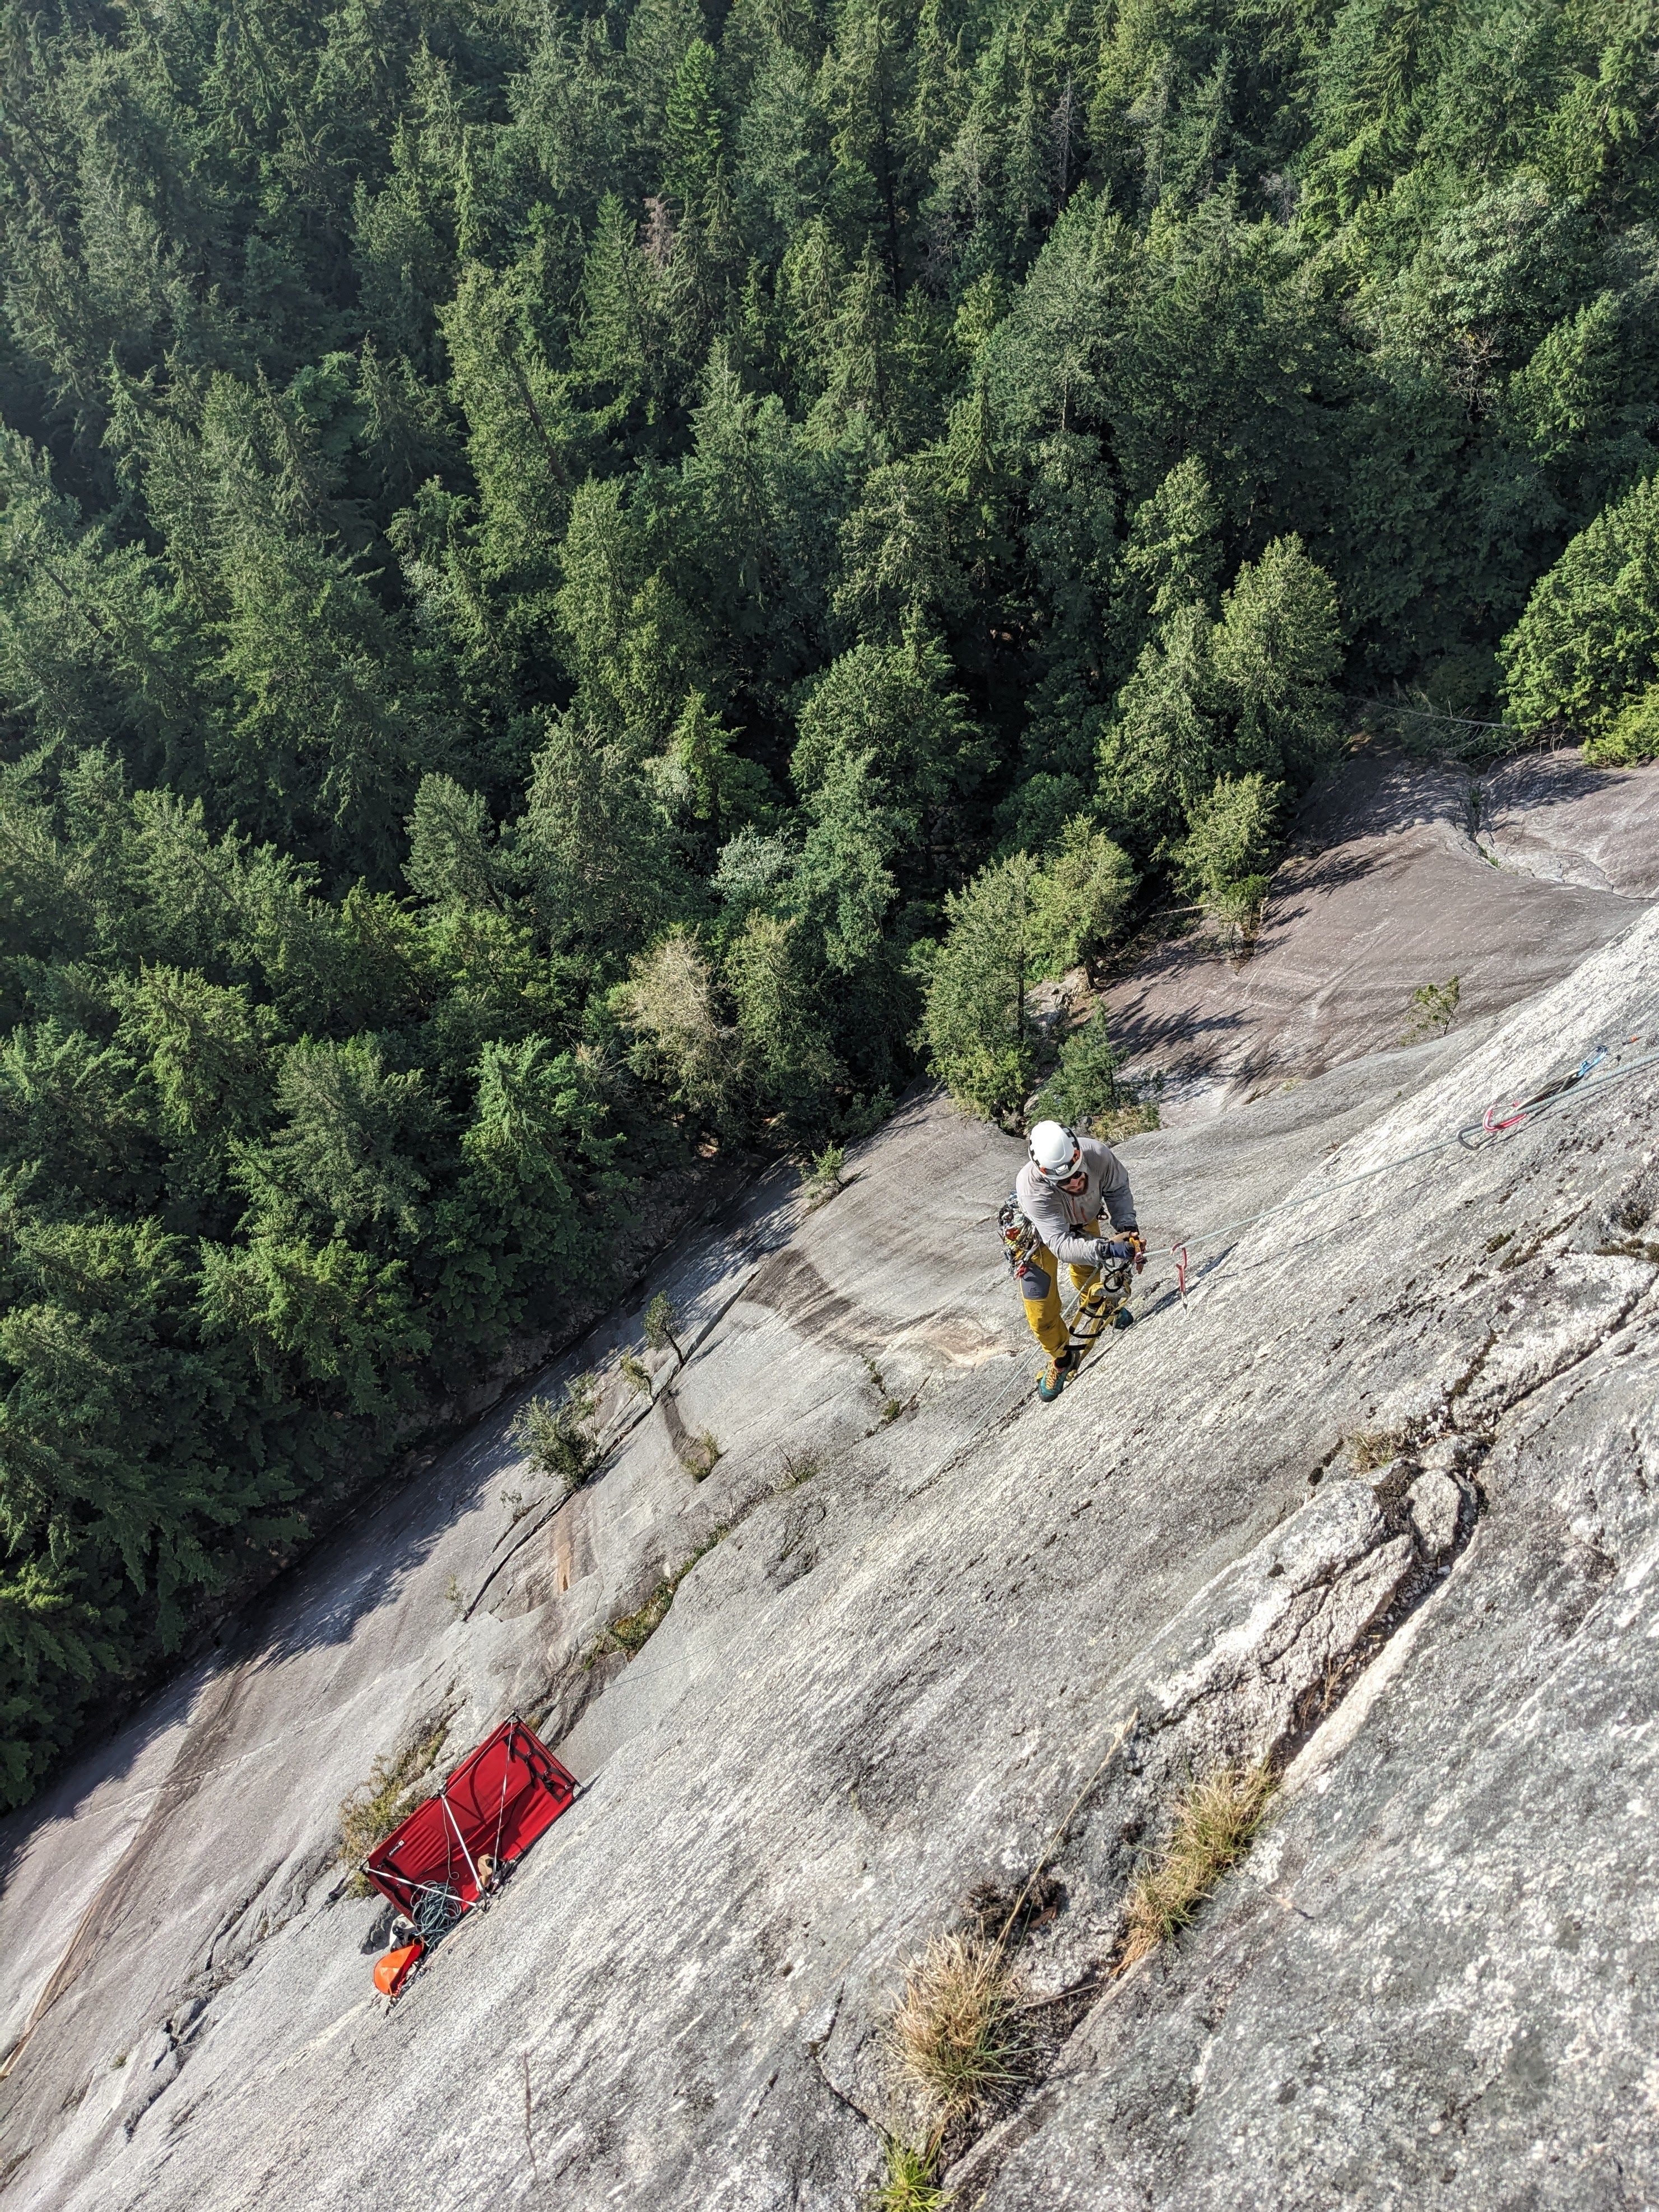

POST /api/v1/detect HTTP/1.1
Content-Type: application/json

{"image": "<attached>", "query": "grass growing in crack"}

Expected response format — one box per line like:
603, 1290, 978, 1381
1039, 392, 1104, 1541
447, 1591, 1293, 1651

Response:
863, 1356, 906, 1425
679, 1427, 722, 1480
337, 1720, 449, 1893
1347, 1427, 1409, 1472
869, 2136, 951, 2211
778, 1449, 822, 1489
890, 1932, 1025, 2124
583, 1530, 728, 1666
1119, 1763, 1275, 1968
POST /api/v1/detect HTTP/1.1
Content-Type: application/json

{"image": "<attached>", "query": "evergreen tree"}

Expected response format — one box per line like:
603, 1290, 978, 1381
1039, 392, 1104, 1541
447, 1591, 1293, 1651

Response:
913, 851, 1045, 1118
664, 40, 728, 211
1502, 475, 1659, 741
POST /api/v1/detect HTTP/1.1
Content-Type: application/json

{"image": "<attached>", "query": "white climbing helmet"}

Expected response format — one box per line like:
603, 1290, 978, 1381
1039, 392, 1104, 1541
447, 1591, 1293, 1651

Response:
1028, 1119, 1083, 1186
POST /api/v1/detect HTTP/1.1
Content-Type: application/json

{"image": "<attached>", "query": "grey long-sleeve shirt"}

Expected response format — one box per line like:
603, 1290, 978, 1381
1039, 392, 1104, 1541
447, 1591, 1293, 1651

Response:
1012, 1138, 1137, 1267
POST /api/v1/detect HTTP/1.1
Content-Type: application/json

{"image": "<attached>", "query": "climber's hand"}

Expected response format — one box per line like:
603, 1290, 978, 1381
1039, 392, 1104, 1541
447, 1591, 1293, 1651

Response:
1098, 1238, 1135, 1265
1123, 1229, 1147, 1274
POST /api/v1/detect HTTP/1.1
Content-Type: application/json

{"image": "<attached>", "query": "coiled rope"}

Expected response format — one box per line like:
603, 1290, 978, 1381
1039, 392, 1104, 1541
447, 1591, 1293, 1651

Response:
412, 1881, 464, 1941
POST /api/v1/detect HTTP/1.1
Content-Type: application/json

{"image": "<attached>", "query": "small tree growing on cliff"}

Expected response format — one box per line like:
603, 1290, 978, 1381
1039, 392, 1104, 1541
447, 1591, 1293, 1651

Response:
511, 1371, 601, 1493
1173, 773, 1281, 949
912, 852, 1045, 1118
644, 1291, 686, 1365
1404, 975, 1460, 1039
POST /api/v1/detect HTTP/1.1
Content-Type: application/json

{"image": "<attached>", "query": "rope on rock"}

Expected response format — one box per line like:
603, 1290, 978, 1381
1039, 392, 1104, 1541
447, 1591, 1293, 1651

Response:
1151, 1030, 1659, 1305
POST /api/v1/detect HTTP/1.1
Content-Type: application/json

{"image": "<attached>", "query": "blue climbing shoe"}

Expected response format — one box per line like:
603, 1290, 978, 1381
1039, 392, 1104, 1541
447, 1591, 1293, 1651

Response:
1036, 1347, 1079, 1401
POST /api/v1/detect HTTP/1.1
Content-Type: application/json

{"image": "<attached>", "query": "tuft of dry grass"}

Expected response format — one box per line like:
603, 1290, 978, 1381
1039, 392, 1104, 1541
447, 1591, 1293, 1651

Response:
1347, 1428, 1409, 1472
337, 1720, 449, 1895
868, 2136, 951, 2211
890, 1933, 1024, 2123
1119, 1762, 1275, 1967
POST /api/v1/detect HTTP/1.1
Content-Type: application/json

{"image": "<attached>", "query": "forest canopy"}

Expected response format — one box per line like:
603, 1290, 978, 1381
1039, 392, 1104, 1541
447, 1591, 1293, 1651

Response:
0, 0, 1655, 1803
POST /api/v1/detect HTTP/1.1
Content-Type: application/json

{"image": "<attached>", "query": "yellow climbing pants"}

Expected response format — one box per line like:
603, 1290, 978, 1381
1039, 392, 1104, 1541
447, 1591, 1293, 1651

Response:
1016, 1217, 1102, 1358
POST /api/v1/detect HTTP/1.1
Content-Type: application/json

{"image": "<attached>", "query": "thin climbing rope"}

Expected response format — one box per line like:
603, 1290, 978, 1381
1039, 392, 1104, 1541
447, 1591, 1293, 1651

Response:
1153, 1032, 1659, 1299
943, 1025, 1659, 1460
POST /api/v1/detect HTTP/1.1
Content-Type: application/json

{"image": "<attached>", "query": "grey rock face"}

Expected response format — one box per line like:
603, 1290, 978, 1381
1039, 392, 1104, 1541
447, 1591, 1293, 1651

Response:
1406, 1468, 1463, 1556
1103, 746, 1659, 1120
2, 781, 1659, 2212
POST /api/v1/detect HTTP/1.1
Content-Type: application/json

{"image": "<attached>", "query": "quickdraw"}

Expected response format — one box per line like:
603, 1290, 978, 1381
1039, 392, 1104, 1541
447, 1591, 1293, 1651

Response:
1460, 1039, 1620, 1150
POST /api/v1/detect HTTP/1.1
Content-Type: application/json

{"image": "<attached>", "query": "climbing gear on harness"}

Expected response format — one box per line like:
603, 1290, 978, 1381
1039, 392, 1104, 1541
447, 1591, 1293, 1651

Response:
998, 1193, 1041, 1274
1029, 1119, 1084, 1186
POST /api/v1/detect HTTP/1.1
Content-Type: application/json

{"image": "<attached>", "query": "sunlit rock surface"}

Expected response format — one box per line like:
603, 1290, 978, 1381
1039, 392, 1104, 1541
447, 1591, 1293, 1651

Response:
2, 757, 1657, 2211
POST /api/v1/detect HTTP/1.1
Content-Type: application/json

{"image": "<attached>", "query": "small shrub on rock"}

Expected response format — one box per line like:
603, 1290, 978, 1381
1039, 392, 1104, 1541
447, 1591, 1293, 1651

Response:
680, 1428, 722, 1480
803, 1142, 847, 1207
1403, 975, 1460, 1039
511, 1372, 602, 1493
337, 1719, 449, 1895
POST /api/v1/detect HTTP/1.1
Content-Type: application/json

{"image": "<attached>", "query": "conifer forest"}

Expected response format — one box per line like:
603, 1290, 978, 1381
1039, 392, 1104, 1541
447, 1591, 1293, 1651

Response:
0, 0, 1654, 1804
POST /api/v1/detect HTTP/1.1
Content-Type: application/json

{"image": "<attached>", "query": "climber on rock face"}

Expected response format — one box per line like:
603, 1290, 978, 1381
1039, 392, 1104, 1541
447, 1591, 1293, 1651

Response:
1011, 1120, 1145, 1400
